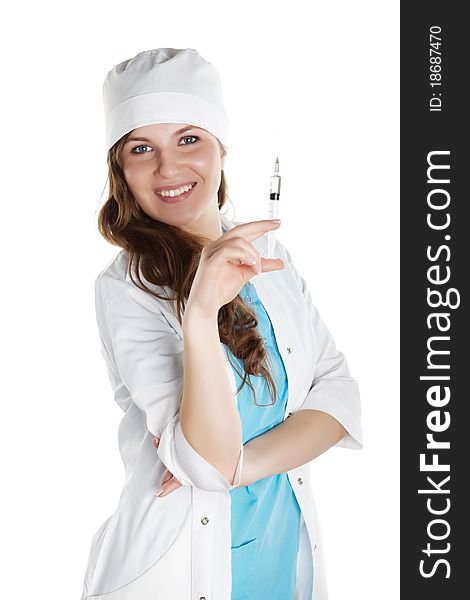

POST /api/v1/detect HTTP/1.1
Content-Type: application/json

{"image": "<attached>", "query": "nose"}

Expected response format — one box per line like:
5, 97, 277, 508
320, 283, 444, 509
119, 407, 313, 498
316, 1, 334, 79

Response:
153, 147, 183, 179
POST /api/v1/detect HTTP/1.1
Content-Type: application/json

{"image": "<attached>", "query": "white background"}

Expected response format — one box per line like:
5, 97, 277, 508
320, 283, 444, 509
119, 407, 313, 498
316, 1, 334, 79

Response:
0, 1, 399, 598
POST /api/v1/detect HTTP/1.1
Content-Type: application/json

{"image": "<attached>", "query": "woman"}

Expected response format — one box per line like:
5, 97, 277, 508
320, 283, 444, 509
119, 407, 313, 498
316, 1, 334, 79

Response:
80, 48, 363, 600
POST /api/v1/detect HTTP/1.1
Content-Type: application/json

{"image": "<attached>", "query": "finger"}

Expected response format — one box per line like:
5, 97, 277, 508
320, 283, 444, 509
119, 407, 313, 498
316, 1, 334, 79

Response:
155, 477, 182, 498
240, 256, 284, 279
160, 469, 173, 486
234, 238, 262, 273
212, 242, 259, 271
257, 258, 285, 273
152, 437, 160, 449
230, 257, 259, 276
223, 219, 281, 243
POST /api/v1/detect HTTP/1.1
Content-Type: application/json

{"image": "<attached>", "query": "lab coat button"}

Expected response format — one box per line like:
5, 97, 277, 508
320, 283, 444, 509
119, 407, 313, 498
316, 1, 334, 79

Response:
200, 517, 209, 525
314, 544, 317, 551
297, 477, 303, 485
287, 346, 291, 354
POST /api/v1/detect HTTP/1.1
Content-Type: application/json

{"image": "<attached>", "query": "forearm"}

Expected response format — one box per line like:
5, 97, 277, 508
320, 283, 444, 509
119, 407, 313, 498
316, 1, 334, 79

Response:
180, 311, 242, 484
241, 409, 348, 486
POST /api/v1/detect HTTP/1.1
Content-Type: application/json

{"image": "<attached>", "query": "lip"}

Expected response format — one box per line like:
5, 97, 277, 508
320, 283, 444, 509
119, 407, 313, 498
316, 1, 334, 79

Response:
155, 182, 197, 204
154, 181, 197, 193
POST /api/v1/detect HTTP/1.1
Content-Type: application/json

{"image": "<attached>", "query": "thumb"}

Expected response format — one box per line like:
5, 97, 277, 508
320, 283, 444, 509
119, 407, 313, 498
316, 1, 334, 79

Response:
258, 258, 285, 273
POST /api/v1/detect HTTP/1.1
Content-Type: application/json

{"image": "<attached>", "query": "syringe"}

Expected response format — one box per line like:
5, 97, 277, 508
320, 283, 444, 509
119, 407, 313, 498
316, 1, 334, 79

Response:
267, 157, 281, 258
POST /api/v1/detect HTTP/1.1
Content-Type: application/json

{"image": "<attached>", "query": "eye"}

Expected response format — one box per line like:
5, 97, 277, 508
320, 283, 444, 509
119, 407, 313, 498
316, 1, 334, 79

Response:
179, 135, 199, 145
131, 144, 151, 154
130, 135, 199, 155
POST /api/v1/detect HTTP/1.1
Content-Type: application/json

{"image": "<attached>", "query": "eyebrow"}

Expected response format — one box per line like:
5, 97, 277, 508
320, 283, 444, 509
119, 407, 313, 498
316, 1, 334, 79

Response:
125, 125, 200, 144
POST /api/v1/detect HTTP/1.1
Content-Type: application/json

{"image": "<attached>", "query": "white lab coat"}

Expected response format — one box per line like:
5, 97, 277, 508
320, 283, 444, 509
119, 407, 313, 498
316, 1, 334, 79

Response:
80, 213, 363, 600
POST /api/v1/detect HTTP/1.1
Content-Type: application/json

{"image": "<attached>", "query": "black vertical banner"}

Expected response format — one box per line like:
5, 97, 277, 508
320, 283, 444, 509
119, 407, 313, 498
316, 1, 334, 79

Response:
401, 3, 469, 598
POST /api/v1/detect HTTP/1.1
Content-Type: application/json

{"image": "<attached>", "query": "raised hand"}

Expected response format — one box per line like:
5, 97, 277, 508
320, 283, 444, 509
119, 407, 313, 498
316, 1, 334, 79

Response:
184, 219, 283, 321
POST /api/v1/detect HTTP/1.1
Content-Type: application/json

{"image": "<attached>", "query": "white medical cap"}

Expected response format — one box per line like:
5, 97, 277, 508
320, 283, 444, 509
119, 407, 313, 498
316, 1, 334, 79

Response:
102, 47, 229, 152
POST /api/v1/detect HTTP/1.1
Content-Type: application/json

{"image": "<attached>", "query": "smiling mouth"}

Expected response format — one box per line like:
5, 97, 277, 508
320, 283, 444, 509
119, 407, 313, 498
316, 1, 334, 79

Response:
155, 182, 197, 197
155, 182, 197, 203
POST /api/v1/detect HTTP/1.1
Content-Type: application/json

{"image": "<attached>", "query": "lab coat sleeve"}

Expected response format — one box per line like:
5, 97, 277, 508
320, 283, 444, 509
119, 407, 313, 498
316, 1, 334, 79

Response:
95, 273, 243, 492
280, 244, 363, 450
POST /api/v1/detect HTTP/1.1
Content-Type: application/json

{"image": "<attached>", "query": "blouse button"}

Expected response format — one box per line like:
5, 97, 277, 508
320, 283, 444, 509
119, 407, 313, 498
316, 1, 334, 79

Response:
200, 517, 209, 525
287, 346, 292, 354
297, 477, 303, 485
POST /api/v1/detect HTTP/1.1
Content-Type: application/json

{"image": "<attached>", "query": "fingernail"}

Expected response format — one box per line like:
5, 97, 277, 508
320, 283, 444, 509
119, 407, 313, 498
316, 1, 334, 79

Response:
271, 219, 281, 223
155, 488, 164, 496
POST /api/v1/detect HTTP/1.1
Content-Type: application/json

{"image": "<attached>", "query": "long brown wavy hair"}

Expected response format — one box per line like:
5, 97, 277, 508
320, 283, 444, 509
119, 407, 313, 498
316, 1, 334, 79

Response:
97, 130, 278, 406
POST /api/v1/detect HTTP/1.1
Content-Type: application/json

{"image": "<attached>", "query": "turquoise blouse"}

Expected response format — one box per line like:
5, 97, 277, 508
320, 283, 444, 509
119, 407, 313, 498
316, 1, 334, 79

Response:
225, 281, 301, 600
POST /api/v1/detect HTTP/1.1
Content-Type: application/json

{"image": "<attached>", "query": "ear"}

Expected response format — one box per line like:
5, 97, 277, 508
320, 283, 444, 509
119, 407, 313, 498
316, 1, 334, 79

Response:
218, 140, 227, 170
220, 147, 226, 170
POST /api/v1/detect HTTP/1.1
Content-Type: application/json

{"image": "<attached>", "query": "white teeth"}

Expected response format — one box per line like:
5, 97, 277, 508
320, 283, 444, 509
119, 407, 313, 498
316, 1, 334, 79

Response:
157, 183, 194, 197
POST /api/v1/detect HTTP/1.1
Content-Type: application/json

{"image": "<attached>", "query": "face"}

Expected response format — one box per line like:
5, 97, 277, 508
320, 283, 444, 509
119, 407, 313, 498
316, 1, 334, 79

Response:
121, 122, 226, 237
